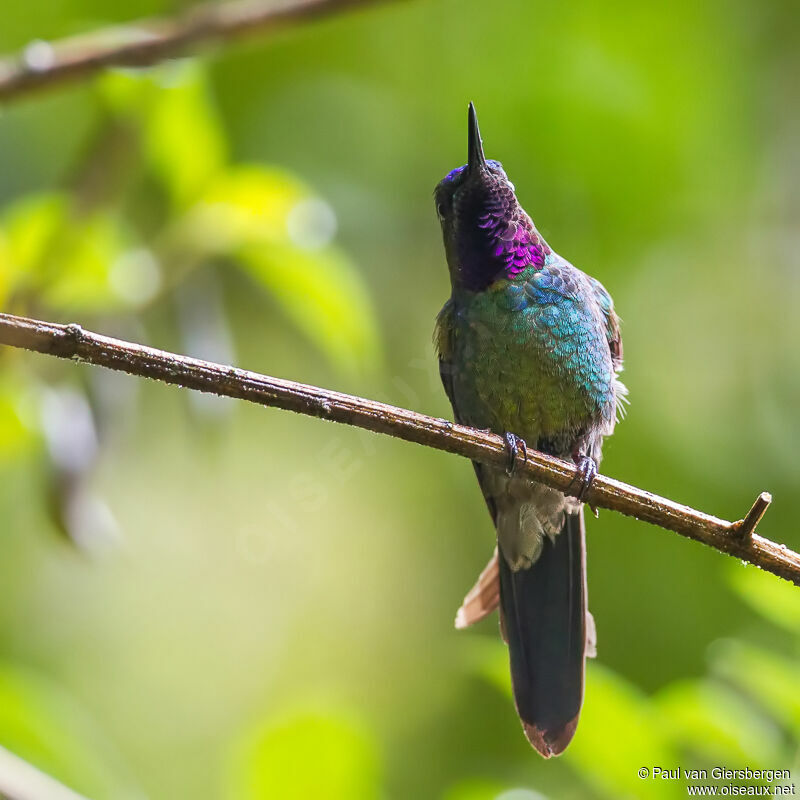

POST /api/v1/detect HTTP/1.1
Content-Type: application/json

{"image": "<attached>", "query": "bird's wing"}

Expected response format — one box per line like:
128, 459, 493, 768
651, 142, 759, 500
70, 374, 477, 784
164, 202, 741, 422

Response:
436, 299, 500, 520
436, 298, 503, 624
587, 275, 627, 420
588, 276, 623, 370
434, 298, 459, 416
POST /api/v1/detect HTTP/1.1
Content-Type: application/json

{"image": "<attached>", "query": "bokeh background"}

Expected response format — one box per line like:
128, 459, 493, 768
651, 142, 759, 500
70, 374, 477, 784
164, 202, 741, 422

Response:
0, 0, 799, 797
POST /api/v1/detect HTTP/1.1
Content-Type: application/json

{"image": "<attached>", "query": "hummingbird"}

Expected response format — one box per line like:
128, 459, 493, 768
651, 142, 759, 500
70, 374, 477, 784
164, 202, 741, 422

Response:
434, 103, 626, 756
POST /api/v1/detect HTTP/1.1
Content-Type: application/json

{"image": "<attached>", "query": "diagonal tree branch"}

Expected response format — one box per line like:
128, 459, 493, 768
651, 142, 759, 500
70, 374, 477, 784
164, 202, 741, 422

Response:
0, 743, 91, 800
0, 311, 795, 585
0, 0, 392, 103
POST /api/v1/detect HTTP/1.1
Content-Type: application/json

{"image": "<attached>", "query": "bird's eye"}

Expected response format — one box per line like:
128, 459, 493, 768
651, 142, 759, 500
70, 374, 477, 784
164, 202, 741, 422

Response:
437, 202, 447, 218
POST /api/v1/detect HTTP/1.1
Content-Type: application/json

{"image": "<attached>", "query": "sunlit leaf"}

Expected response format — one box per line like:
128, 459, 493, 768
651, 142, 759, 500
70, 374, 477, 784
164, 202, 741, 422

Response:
728, 564, 800, 633
0, 377, 34, 458
100, 62, 226, 209
40, 213, 135, 312
188, 166, 313, 252
0, 662, 138, 798
240, 243, 380, 373
226, 707, 381, 800
1, 192, 155, 312
1, 193, 65, 289
176, 166, 381, 372
97, 67, 153, 118
144, 65, 227, 209
654, 679, 782, 764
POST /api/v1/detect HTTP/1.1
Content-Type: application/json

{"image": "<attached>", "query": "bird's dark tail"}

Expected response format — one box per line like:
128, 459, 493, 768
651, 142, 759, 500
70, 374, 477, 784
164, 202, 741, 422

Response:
498, 508, 588, 757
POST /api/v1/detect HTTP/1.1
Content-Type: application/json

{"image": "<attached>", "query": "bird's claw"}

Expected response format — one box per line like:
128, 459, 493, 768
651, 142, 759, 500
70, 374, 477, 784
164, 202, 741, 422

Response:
570, 454, 597, 503
504, 432, 527, 477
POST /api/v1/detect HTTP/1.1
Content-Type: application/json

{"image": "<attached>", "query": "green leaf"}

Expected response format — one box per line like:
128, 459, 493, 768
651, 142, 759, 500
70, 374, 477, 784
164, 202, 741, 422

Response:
187, 166, 319, 252
144, 66, 227, 209
0, 230, 8, 307
466, 636, 513, 699
445, 782, 547, 800
177, 166, 381, 372
1, 192, 157, 312
240, 243, 380, 373
567, 665, 679, 799
443, 780, 513, 800
728, 564, 800, 633
468, 642, 678, 798
710, 640, 800, 737
0, 377, 35, 459
40, 213, 136, 312
100, 63, 226, 209
0, 662, 138, 798
1, 193, 65, 289
226, 706, 381, 800
654, 679, 782, 764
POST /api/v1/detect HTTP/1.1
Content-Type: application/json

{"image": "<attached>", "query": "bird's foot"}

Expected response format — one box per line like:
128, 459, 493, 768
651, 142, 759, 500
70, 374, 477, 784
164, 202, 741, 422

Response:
569, 453, 597, 504
504, 432, 528, 477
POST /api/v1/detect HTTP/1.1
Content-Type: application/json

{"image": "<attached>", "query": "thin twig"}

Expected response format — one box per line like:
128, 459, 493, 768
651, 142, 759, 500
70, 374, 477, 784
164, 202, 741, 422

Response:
735, 492, 773, 540
0, 311, 795, 585
0, 0, 391, 103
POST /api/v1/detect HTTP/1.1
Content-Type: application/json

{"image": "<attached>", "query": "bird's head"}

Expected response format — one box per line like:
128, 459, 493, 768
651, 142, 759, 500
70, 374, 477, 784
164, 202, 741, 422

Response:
435, 103, 547, 292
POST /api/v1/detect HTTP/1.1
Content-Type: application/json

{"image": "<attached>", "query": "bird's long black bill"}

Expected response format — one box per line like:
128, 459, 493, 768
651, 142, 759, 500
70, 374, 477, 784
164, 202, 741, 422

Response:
498, 509, 588, 757
467, 102, 488, 173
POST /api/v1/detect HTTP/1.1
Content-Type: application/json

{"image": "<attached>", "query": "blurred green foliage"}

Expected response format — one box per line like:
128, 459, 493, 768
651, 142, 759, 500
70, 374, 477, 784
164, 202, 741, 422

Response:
226, 707, 381, 799
0, 0, 798, 797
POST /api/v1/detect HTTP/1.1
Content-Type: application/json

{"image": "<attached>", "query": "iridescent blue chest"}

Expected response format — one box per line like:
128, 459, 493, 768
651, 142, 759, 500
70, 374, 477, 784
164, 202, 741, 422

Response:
444, 256, 617, 452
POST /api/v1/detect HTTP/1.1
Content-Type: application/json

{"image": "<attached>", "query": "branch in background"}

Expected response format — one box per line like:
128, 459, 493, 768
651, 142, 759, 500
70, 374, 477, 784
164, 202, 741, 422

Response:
0, 744, 90, 800
0, 311, 795, 585
0, 0, 390, 102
